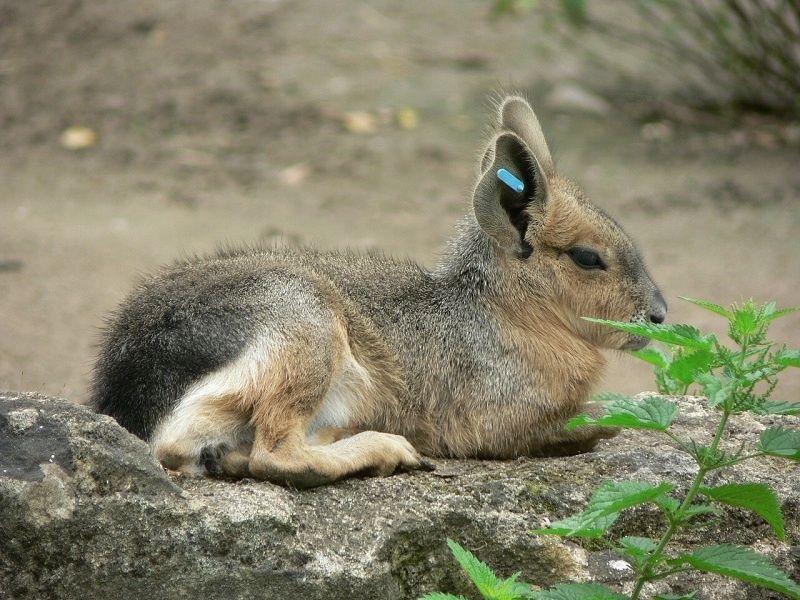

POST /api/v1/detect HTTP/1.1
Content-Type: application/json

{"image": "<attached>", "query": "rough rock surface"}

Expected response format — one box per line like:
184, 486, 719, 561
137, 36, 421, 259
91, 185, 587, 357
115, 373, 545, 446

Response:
1, 391, 798, 599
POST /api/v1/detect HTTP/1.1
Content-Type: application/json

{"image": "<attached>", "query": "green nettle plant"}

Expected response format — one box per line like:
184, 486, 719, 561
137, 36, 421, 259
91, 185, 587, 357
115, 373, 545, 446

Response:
423, 298, 800, 600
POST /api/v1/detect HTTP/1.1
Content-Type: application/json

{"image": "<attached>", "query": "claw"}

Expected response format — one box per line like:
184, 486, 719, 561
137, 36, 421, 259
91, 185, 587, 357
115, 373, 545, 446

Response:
418, 458, 437, 471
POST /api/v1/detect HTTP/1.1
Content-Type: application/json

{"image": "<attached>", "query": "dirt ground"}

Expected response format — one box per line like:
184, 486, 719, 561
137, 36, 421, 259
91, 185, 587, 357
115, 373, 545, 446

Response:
1, 1, 798, 405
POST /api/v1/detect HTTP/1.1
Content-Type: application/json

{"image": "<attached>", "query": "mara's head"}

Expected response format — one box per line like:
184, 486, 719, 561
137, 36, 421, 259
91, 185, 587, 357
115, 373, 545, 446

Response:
473, 95, 666, 351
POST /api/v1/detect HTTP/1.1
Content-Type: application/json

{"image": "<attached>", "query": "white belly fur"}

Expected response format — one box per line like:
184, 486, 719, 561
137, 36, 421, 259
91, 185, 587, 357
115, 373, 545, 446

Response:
305, 347, 372, 438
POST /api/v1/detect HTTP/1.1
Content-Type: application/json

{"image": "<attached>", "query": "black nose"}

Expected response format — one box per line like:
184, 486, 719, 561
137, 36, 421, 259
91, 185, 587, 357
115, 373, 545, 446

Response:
649, 289, 667, 324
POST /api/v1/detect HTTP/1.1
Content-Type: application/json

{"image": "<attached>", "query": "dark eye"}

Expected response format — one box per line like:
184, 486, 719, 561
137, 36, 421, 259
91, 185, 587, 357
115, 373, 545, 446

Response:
567, 247, 605, 270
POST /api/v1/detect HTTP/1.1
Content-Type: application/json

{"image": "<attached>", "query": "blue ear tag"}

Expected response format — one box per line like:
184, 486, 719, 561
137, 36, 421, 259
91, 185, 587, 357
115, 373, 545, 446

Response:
497, 168, 525, 193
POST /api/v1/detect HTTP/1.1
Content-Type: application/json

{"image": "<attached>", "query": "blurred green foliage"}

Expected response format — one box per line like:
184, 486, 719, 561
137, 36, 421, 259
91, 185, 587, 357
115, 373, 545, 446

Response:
493, 0, 800, 116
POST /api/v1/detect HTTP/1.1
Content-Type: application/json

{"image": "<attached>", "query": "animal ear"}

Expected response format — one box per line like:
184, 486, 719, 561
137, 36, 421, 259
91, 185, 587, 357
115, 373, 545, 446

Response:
473, 131, 548, 257
498, 96, 554, 175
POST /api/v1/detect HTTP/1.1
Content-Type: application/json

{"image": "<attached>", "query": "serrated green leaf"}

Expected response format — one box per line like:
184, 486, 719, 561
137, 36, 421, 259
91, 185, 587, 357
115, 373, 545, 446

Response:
419, 594, 468, 600
763, 305, 800, 322
759, 427, 800, 461
654, 494, 680, 514
591, 392, 634, 404
616, 536, 657, 568
741, 364, 783, 385
444, 540, 535, 600
700, 483, 785, 539
655, 369, 685, 395
619, 536, 657, 556
666, 348, 715, 385
682, 504, 722, 521
532, 512, 619, 539
696, 374, 731, 408
630, 347, 669, 369
446, 539, 500, 597
531, 582, 628, 600
680, 296, 731, 319
731, 306, 760, 336
582, 319, 713, 349
583, 481, 675, 523
566, 396, 679, 432
762, 301, 777, 317
754, 401, 800, 416
676, 544, 800, 598
774, 349, 800, 368
495, 572, 536, 599
693, 445, 729, 469
656, 495, 720, 523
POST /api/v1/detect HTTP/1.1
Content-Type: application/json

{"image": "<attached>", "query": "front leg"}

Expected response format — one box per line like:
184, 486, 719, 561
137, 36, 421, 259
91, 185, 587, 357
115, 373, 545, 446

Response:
249, 429, 435, 488
534, 401, 619, 457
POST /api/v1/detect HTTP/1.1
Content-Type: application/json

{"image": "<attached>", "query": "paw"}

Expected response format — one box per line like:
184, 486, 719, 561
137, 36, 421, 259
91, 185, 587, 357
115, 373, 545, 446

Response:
579, 403, 620, 440
201, 445, 251, 479
582, 401, 608, 419
200, 445, 228, 477
576, 425, 620, 452
154, 443, 205, 477
362, 432, 434, 476
593, 425, 620, 440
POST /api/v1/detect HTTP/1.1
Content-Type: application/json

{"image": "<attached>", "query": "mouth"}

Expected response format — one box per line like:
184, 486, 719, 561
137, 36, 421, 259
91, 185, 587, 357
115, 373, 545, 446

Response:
621, 336, 649, 351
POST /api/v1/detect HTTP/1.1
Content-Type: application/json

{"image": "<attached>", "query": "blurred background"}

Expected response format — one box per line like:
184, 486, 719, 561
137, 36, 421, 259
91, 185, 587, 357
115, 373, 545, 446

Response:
1, 0, 798, 403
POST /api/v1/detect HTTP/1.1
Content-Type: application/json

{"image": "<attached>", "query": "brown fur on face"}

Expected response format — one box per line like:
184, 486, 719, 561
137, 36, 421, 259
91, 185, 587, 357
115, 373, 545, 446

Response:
524, 174, 662, 350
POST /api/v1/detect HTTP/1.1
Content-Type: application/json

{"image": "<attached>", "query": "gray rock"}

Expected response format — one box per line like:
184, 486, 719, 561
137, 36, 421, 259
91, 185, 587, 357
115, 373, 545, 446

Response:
1, 391, 797, 599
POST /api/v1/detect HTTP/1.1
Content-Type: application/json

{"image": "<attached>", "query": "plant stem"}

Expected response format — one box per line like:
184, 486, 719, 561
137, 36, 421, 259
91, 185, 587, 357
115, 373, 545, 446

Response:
648, 566, 692, 581
630, 410, 731, 600
708, 451, 765, 471
664, 431, 694, 455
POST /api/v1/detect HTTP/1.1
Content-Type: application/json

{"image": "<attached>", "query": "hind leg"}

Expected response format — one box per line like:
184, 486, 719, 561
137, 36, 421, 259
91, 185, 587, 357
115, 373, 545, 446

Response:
149, 326, 321, 478
244, 331, 430, 487
151, 301, 429, 485
533, 401, 619, 457
149, 289, 343, 477
150, 388, 253, 477
148, 328, 311, 477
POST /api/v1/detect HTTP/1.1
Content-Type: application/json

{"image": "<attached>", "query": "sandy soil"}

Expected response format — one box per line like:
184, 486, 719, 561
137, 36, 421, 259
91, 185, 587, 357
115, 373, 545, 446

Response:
1, 1, 798, 404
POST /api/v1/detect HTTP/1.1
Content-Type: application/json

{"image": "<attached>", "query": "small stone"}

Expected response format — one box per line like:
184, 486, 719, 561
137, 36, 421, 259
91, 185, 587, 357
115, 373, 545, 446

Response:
59, 126, 97, 150
396, 107, 419, 130
278, 162, 311, 187
751, 130, 778, 149
609, 559, 633, 572
781, 123, 800, 145
641, 121, 674, 142
545, 83, 611, 115
341, 111, 377, 134
0, 258, 23, 273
